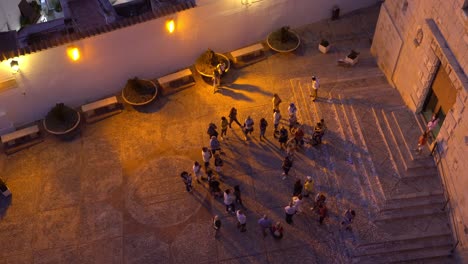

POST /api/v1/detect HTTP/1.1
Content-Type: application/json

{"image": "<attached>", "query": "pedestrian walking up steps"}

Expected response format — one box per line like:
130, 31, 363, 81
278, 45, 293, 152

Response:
320, 77, 454, 262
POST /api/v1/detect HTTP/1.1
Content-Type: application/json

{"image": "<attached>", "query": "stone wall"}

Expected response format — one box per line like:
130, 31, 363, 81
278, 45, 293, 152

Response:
0, 0, 379, 128
372, 0, 468, 251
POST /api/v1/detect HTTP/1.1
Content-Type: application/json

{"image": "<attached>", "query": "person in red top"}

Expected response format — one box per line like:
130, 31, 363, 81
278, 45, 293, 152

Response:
416, 131, 428, 154
318, 204, 328, 225
270, 221, 284, 239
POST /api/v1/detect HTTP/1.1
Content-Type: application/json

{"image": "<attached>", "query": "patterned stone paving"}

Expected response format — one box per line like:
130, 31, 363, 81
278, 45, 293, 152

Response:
0, 4, 455, 264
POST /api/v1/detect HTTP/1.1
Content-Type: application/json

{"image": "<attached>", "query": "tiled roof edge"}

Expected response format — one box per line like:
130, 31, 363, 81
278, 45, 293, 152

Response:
0, 0, 196, 62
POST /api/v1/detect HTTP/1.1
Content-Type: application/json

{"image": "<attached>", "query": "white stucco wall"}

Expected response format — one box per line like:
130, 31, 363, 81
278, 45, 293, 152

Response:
372, 0, 468, 251
0, 0, 379, 128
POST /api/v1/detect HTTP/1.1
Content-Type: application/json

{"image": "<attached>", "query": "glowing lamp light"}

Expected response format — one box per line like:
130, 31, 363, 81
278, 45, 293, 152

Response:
166, 19, 175, 33
67, 46, 80, 61
10, 60, 19, 73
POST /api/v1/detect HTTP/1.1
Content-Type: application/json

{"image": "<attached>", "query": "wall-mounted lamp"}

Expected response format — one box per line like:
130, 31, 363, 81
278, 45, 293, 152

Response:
67, 46, 80, 61
166, 19, 175, 33
10, 60, 19, 73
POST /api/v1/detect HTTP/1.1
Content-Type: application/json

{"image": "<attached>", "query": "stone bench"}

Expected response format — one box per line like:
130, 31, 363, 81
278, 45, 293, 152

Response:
230, 43, 266, 67
81, 96, 123, 123
157, 68, 195, 90
1, 124, 43, 155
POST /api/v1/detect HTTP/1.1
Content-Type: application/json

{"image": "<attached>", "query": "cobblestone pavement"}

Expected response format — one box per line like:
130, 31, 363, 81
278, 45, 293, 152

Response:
0, 4, 441, 264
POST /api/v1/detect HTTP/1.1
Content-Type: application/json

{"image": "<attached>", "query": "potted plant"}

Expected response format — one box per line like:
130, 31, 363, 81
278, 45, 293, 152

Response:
266, 26, 301, 53
121, 77, 158, 106
344, 50, 360, 65
43, 103, 81, 138
195, 49, 230, 77
318, 39, 330, 54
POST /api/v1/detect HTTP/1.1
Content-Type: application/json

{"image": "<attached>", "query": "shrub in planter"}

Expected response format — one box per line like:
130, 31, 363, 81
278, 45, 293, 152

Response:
121, 77, 158, 105
345, 50, 360, 65
318, 39, 330, 54
43, 103, 80, 135
266, 26, 301, 52
195, 49, 230, 77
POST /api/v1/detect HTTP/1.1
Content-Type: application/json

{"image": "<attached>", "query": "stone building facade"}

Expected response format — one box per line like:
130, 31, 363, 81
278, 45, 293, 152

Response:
372, 0, 468, 253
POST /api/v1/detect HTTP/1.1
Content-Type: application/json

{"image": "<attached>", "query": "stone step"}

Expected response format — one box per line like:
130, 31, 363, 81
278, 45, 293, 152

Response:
381, 110, 414, 171
381, 193, 446, 212
354, 231, 453, 257
403, 166, 439, 179
375, 204, 447, 222
371, 108, 405, 177
391, 190, 444, 200
353, 245, 453, 264
390, 110, 429, 161
336, 94, 385, 208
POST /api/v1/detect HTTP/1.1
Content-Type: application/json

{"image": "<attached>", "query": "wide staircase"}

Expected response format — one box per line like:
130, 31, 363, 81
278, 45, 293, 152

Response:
291, 59, 456, 263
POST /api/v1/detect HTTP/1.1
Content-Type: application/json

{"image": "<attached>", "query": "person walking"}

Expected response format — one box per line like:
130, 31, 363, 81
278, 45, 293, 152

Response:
292, 194, 303, 214
234, 185, 244, 208
243, 116, 254, 141
236, 210, 247, 232
214, 153, 224, 175
216, 61, 227, 76
271, 221, 284, 239
293, 179, 303, 196
310, 76, 319, 102
273, 110, 282, 137
288, 113, 298, 132
228, 107, 242, 128
202, 147, 212, 172
416, 131, 428, 154
213, 215, 221, 238
272, 93, 282, 112
278, 126, 288, 149
284, 201, 297, 224
180, 171, 193, 193
281, 155, 293, 180
341, 209, 356, 231
303, 176, 314, 197
210, 136, 221, 154
209, 178, 222, 198
212, 70, 220, 94
224, 189, 236, 213
193, 161, 202, 183
207, 123, 219, 139
220, 116, 229, 140
259, 118, 268, 140
313, 192, 327, 211
318, 204, 328, 225
206, 169, 214, 182
288, 103, 297, 118
293, 125, 305, 147
258, 215, 273, 237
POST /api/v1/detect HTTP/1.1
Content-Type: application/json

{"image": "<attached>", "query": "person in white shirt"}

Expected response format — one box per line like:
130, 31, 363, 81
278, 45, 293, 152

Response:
192, 161, 202, 183
224, 189, 235, 213
284, 201, 297, 224
236, 210, 247, 232
273, 110, 282, 137
202, 147, 212, 171
311, 76, 319, 102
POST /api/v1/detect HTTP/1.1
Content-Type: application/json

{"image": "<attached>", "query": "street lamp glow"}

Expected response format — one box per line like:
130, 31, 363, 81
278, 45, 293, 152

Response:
166, 19, 175, 33
67, 46, 80, 61
10, 60, 19, 73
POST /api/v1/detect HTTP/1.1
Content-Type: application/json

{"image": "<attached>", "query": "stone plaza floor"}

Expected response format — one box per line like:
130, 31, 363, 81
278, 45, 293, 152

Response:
0, 4, 456, 264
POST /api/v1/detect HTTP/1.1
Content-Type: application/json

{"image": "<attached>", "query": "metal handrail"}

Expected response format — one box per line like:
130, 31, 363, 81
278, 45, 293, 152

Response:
432, 141, 461, 253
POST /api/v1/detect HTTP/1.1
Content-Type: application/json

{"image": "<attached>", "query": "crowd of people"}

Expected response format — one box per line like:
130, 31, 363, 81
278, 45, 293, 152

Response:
178, 76, 356, 239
